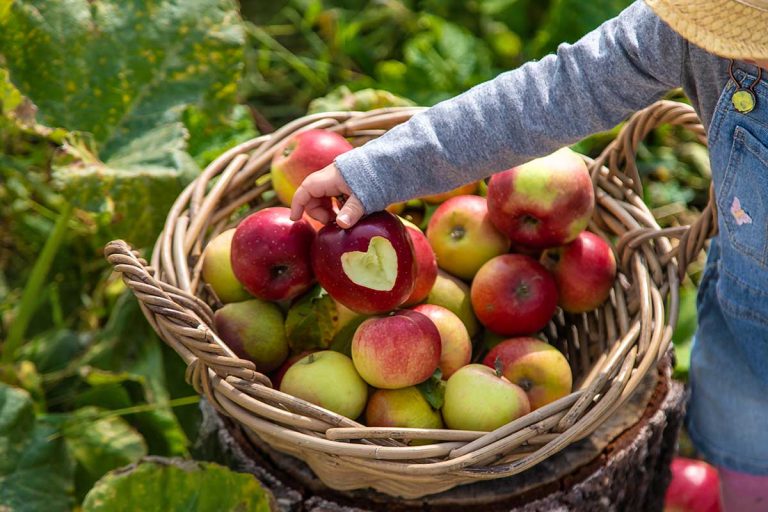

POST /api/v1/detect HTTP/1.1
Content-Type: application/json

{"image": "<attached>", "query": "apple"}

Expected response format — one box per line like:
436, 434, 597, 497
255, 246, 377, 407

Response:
202, 229, 250, 303
214, 299, 289, 373
351, 310, 441, 389
412, 304, 472, 379
312, 211, 416, 314
540, 231, 616, 313
231, 207, 316, 302
421, 181, 479, 204
270, 129, 353, 206
426, 270, 480, 338
270, 350, 316, 389
386, 201, 407, 215
402, 225, 438, 306
471, 254, 558, 336
442, 364, 530, 431
487, 147, 594, 249
365, 386, 443, 432
280, 350, 368, 419
427, 195, 510, 280
664, 457, 721, 512
482, 337, 572, 410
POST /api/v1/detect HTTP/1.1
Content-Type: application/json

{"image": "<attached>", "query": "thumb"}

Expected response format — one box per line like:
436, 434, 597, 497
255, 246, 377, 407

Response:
336, 195, 365, 229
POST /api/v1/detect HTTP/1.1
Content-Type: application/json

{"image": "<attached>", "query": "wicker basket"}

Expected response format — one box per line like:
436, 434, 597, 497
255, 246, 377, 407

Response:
105, 100, 717, 499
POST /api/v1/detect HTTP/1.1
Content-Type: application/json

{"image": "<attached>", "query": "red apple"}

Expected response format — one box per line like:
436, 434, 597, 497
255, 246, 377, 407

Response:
540, 231, 616, 313
482, 337, 572, 410
351, 310, 440, 389
231, 207, 316, 301
402, 226, 438, 306
664, 457, 721, 512
270, 129, 353, 206
202, 229, 251, 303
421, 181, 479, 204
412, 304, 472, 379
365, 387, 443, 432
487, 148, 594, 249
471, 254, 558, 336
311, 211, 415, 314
442, 364, 530, 431
427, 195, 510, 280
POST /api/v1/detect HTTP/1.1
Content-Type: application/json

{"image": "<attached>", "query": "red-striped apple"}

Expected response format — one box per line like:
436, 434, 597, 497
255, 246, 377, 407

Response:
402, 225, 438, 306
412, 304, 471, 379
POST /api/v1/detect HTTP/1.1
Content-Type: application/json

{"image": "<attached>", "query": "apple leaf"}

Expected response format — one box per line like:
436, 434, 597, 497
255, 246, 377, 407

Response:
416, 369, 445, 410
82, 457, 274, 512
328, 315, 368, 357
285, 286, 339, 352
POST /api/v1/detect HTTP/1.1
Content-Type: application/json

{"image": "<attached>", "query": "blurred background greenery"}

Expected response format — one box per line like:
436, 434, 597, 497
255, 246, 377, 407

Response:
0, 0, 708, 508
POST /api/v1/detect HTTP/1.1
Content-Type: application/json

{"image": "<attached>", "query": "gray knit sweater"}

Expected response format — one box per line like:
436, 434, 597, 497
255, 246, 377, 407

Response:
335, 0, 733, 214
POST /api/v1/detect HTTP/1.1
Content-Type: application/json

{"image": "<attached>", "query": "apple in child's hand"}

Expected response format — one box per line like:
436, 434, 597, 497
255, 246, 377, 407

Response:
421, 181, 479, 204
202, 229, 250, 304
442, 364, 530, 431
365, 386, 443, 432
270, 129, 353, 206
471, 254, 558, 336
351, 310, 441, 389
664, 457, 721, 512
427, 270, 480, 337
483, 337, 572, 410
231, 207, 316, 302
540, 231, 616, 313
487, 147, 594, 249
427, 195, 510, 280
402, 225, 438, 306
214, 299, 289, 373
280, 350, 368, 419
412, 304, 471, 379
312, 211, 415, 314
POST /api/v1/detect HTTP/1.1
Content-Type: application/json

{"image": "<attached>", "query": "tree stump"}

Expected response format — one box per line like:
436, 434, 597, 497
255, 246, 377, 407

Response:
194, 353, 685, 512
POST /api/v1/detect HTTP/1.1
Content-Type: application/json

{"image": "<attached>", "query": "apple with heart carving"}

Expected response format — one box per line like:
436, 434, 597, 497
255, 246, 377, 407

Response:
311, 211, 416, 314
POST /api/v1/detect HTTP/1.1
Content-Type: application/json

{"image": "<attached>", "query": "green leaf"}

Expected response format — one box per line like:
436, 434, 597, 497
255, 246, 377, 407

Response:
184, 104, 259, 168
328, 315, 367, 358
285, 286, 339, 352
416, 369, 445, 410
82, 457, 274, 512
0, 383, 75, 512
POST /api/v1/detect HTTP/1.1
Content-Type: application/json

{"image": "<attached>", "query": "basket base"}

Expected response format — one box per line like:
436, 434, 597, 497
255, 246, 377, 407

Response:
194, 354, 684, 511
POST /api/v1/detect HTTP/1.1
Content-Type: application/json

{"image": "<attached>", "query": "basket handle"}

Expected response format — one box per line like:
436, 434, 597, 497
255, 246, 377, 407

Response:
589, 100, 718, 279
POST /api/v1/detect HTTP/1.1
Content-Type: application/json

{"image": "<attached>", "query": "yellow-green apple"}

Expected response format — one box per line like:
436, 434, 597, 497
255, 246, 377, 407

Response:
487, 148, 594, 249
427, 195, 511, 280
270, 350, 316, 389
386, 201, 407, 215
540, 231, 616, 313
421, 181, 479, 204
311, 211, 415, 314
471, 254, 557, 336
202, 229, 250, 303
270, 129, 353, 206
442, 364, 530, 431
365, 386, 443, 431
412, 304, 471, 379
426, 270, 480, 337
280, 350, 368, 418
214, 299, 289, 373
231, 207, 316, 301
351, 310, 441, 389
402, 225, 438, 306
482, 337, 572, 410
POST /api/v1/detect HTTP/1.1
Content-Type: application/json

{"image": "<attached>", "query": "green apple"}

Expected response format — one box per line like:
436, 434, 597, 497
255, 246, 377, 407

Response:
412, 304, 472, 379
202, 229, 250, 303
426, 270, 480, 337
365, 386, 443, 432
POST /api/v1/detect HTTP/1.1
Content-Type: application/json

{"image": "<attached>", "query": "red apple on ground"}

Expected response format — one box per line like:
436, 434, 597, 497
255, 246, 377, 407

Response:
482, 337, 572, 410
351, 310, 441, 389
421, 181, 479, 204
427, 195, 511, 280
540, 231, 617, 313
487, 148, 594, 249
426, 270, 480, 338
365, 386, 443, 432
442, 364, 530, 431
270, 129, 353, 206
471, 254, 558, 336
214, 299, 289, 373
412, 304, 472, 379
664, 457, 721, 512
402, 225, 438, 306
202, 229, 251, 303
280, 350, 368, 419
312, 211, 415, 314
231, 207, 316, 301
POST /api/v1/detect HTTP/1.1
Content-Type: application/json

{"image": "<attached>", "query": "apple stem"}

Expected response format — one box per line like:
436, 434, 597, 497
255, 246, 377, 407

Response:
307, 353, 316, 364
494, 356, 504, 378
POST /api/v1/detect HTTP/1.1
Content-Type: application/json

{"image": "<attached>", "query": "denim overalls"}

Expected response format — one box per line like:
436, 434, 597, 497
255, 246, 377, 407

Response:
687, 66, 768, 475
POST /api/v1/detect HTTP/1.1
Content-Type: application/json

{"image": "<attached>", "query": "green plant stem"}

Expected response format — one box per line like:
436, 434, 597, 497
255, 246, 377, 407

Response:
2, 203, 74, 364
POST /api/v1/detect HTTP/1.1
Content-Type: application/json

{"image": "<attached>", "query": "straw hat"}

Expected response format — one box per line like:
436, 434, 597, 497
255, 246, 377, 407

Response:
645, 0, 768, 59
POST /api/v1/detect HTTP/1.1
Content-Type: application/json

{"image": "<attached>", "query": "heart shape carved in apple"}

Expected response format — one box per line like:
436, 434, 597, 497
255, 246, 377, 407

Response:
340, 236, 398, 291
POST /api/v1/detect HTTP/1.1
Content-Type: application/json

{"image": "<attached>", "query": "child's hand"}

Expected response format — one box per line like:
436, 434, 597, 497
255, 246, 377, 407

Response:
290, 163, 365, 229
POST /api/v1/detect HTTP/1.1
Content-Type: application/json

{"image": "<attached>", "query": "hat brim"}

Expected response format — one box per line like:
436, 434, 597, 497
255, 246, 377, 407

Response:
646, 0, 768, 59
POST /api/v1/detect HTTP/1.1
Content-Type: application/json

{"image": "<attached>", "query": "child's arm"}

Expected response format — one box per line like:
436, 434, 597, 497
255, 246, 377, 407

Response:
292, 1, 685, 227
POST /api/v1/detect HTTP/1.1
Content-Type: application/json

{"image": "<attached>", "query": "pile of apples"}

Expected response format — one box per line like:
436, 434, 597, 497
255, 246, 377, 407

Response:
202, 128, 617, 437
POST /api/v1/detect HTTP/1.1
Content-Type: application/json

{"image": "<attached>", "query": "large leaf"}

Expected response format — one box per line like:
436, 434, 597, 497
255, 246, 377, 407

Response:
0, 384, 75, 512
285, 286, 339, 352
82, 457, 274, 512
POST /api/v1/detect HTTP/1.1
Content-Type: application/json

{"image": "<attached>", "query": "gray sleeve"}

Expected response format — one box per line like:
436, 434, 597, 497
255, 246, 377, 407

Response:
334, 1, 685, 214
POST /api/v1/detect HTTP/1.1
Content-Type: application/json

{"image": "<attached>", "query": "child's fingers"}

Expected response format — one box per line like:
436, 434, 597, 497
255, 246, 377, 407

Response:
305, 199, 333, 225
336, 195, 364, 228
289, 165, 348, 221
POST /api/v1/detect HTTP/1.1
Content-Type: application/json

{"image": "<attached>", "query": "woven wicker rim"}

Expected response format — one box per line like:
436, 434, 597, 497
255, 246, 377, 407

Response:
105, 100, 716, 498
